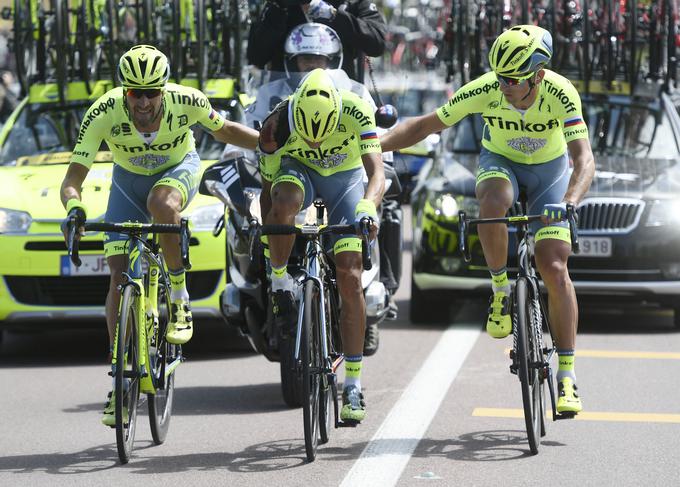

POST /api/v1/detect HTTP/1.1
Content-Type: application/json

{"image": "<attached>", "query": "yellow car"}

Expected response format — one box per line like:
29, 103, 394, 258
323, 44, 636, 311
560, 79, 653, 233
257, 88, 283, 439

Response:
0, 80, 237, 330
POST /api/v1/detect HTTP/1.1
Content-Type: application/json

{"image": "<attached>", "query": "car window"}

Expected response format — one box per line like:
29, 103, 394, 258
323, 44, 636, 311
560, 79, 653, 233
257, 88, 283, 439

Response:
585, 99, 679, 158
0, 104, 100, 166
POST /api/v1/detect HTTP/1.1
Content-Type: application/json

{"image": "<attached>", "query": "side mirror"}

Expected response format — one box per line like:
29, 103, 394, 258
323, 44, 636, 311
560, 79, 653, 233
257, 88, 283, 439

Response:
375, 104, 398, 129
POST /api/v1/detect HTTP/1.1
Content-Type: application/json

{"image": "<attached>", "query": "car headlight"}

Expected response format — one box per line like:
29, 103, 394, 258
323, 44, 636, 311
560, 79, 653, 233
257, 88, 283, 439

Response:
0, 208, 32, 233
186, 203, 224, 232
645, 200, 680, 227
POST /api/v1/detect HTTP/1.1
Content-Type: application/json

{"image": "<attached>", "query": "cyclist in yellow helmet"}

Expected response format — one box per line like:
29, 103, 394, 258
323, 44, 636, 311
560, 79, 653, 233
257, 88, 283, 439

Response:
259, 68, 385, 423
60, 44, 259, 426
381, 25, 595, 415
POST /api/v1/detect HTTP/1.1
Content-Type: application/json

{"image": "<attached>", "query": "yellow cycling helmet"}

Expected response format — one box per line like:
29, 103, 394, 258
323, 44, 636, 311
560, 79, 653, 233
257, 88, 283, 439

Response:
290, 68, 342, 143
488, 25, 553, 78
118, 45, 170, 89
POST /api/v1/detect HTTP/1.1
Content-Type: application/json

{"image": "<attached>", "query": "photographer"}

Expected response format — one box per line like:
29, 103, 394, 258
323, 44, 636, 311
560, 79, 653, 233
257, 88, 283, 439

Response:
246, 0, 387, 81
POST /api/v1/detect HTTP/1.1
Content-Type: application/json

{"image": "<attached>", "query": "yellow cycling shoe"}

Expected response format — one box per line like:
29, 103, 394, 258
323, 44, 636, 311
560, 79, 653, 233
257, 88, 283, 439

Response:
486, 291, 512, 339
101, 391, 128, 427
166, 300, 193, 345
557, 377, 582, 414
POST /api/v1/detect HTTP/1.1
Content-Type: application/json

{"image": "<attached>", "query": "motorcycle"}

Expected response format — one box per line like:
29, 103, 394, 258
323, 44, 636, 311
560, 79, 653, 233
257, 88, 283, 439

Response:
198, 70, 403, 407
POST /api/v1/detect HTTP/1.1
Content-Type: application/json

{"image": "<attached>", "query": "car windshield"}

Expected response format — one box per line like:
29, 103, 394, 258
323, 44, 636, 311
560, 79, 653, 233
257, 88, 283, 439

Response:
0, 98, 242, 166
445, 96, 680, 159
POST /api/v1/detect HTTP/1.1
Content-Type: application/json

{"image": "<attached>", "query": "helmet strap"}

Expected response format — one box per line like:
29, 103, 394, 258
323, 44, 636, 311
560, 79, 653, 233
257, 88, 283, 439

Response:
520, 74, 538, 102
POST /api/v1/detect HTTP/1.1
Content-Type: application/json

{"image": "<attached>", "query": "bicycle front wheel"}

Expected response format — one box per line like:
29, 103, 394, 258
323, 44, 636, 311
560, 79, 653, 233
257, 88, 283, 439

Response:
302, 280, 322, 462
115, 284, 141, 464
148, 270, 176, 445
514, 276, 543, 455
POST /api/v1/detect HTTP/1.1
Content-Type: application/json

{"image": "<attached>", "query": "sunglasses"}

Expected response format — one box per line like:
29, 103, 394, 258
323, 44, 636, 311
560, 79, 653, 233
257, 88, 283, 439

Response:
126, 88, 162, 99
496, 72, 535, 87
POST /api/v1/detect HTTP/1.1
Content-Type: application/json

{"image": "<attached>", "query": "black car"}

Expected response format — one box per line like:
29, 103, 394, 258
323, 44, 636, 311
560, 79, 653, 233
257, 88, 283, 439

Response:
410, 88, 680, 325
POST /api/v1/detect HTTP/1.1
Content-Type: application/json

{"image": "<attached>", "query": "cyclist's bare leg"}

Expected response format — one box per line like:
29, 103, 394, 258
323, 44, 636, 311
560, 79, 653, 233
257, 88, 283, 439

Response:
266, 182, 304, 267
535, 239, 577, 349
335, 251, 366, 356
147, 185, 183, 270
475, 178, 514, 270
105, 254, 129, 347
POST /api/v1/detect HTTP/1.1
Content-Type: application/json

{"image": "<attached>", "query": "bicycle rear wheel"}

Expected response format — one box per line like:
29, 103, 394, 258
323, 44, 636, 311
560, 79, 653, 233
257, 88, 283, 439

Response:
115, 285, 141, 464
302, 280, 322, 462
514, 276, 543, 455
148, 269, 176, 445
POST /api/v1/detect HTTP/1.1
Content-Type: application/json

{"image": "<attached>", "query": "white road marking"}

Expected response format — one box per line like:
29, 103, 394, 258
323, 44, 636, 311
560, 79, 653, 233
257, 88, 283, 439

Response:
340, 325, 480, 487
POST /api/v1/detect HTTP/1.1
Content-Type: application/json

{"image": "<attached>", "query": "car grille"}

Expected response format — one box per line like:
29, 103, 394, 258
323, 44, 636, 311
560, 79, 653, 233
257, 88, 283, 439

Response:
576, 198, 644, 233
4, 270, 222, 306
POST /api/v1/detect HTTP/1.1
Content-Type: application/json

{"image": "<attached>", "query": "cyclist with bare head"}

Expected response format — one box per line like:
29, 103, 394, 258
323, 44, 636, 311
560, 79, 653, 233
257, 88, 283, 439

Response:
60, 45, 259, 426
381, 25, 595, 414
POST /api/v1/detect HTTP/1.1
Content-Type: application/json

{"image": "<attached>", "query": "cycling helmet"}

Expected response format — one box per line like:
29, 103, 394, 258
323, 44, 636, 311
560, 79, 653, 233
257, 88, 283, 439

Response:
118, 45, 170, 89
290, 68, 342, 143
284, 23, 343, 75
488, 25, 553, 78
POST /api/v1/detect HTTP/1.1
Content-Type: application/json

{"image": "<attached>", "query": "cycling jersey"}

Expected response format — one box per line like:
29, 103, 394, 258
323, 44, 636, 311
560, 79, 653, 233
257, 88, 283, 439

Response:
436, 70, 589, 164
258, 88, 381, 181
71, 83, 226, 175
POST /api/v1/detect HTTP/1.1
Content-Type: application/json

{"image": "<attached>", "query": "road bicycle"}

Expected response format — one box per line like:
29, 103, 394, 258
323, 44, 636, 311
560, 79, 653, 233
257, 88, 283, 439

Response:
66, 217, 191, 463
260, 201, 372, 462
458, 201, 579, 455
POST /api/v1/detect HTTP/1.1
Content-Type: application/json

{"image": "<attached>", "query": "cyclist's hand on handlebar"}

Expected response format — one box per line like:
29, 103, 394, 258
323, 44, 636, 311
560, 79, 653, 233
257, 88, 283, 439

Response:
541, 202, 568, 224
61, 200, 87, 242
355, 199, 379, 240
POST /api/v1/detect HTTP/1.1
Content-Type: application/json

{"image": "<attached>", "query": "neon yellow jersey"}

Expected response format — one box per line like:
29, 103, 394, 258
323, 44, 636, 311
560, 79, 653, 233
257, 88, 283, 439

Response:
70, 83, 226, 175
436, 70, 589, 164
259, 89, 381, 181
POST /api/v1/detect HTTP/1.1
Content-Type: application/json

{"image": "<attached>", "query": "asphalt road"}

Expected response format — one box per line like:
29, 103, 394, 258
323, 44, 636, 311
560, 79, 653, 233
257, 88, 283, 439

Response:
2, 207, 680, 487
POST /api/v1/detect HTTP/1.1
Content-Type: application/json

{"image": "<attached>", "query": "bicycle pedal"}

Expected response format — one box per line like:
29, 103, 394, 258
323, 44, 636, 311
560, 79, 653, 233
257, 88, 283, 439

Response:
555, 411, 577, 420
338, 419, 360, 428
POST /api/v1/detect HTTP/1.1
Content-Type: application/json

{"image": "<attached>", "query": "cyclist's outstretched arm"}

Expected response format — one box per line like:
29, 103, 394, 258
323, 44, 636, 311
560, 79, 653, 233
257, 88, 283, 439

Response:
361, 152, 385, 209
60, 162, 90, 209
211, 120, 259, 150
564, 138, 596, 205
379, 111, 447, 153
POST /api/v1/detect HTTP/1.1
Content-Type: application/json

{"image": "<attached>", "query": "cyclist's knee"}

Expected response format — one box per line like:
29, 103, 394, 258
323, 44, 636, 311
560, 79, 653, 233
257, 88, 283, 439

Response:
477, 190, 513, 216
147, 188, 182, 220
537, 258, 570, 289
335, 254, 362, 292
270, 186, 303, 218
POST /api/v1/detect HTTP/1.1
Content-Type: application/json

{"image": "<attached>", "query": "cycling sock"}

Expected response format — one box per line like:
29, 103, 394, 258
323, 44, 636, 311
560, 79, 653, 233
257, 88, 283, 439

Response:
168, 268, 189, 302
271, 264, 287, 280
490, 268, 511, 294
556, 349, 576, 382
344, 354, 363, 391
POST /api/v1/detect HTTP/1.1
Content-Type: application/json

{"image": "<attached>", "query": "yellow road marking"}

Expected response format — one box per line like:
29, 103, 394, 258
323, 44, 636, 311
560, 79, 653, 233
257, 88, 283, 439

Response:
504, 348, 680, 360
473, 408, 680, 423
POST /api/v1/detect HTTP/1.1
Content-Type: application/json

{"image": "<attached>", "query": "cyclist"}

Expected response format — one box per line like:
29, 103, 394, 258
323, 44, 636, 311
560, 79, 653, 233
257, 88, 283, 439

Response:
259, 68, 385, 422
59, 45, 259, 426
380, 25, 595, 414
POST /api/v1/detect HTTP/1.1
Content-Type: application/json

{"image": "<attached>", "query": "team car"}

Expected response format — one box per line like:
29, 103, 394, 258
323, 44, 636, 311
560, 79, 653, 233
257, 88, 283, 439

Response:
0, 80, 239, 332
410, 87, 680, 326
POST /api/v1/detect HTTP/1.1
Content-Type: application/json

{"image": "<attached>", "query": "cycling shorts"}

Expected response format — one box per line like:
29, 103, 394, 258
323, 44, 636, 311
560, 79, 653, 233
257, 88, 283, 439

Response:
476, 148, 571, 242
104, 151, 201, 257
272, 156, 366, 254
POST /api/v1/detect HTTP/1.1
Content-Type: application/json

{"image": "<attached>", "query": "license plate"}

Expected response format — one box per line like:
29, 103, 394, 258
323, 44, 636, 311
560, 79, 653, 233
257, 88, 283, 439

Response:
60, 255, 110, 276
576, 237, 612, 257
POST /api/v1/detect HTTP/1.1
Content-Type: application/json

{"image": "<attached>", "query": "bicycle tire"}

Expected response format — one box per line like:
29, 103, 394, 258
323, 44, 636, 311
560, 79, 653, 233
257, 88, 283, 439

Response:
52, 0, 69, 104
279, 332, 303, 407
318, 279, 339, 444
514, 276, 542, 455
302, 280, 321, 462
115, 284, 141, 464
13, 0, 37, 96
148, 268, 176, 445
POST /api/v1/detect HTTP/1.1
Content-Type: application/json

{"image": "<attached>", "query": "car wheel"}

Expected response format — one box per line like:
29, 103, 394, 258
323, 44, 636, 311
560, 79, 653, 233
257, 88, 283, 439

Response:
409, 277, 452, 323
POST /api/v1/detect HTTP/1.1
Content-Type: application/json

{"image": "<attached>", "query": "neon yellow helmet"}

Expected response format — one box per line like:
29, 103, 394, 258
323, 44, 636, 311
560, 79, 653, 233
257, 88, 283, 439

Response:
488, 25, 553, 78
118, 45, 170, 89
290, 68, 342, 143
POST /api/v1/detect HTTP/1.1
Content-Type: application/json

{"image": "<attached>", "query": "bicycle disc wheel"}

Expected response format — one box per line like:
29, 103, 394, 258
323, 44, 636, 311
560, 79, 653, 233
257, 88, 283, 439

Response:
115, 285, 141, 464
515, 277, 542, 455
148, 270, 176, 445
302, 280, 321, 462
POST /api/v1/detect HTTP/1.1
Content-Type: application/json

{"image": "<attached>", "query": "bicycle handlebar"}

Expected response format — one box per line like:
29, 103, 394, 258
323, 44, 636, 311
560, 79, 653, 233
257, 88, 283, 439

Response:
259, 217, 373, 271
458, 205, 580, 263
67, 218, 192, 269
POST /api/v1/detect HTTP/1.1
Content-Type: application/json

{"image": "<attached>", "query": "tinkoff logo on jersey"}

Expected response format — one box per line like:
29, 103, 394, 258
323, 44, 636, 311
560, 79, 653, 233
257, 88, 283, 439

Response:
343, 104, 372, 127
507, 136, 547, 154
483, 116, 560, 132
113, 132, 188, 153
